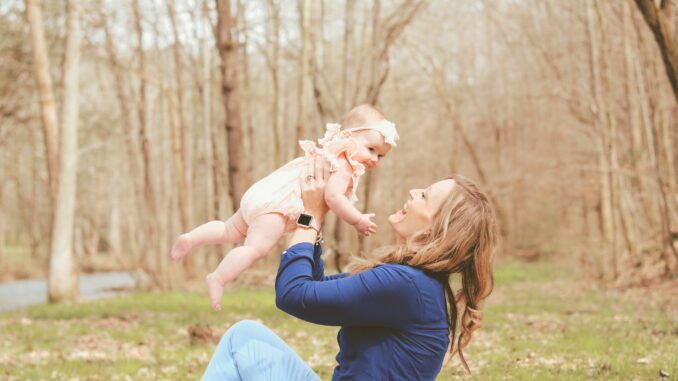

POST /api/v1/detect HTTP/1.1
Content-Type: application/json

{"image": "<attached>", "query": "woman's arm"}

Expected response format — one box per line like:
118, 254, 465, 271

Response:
309, 243, 347, 281
278, 156, 417, 327
288, 155, 329, 247
276, 244, 419, 327
289, 156, 347, 281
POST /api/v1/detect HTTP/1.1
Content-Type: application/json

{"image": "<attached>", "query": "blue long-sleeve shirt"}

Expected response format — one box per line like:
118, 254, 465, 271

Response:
275, 242, 449, 381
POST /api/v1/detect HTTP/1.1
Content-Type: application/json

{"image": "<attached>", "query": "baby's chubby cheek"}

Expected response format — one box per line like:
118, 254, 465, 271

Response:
362, 160, 376, 170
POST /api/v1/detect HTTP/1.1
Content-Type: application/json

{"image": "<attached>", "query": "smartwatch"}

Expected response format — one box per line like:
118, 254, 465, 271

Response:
296, 212, 320, 233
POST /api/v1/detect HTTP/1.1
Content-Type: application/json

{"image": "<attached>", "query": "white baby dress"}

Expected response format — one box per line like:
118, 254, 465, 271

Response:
239, 121, 398, 231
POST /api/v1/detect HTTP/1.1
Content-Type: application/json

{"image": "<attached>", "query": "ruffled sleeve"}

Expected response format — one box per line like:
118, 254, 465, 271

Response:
298, 123, 366, 203
319, 125, 365, 202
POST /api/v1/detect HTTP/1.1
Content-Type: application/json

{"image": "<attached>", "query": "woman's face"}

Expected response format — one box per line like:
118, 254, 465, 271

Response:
388, 179, 455, 240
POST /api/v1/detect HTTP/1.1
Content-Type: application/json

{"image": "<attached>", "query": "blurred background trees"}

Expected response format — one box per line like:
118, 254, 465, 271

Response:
0, 0, 675, 294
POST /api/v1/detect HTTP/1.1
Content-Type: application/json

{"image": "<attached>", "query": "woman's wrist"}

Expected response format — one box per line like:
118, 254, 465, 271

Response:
296, 153, 329, 242
289, 224, 321, 248
305, 209, 326, 227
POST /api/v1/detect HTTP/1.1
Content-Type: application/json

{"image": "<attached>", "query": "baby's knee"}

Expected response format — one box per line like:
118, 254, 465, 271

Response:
243, 242, 273, 260
254, 248, 272, 261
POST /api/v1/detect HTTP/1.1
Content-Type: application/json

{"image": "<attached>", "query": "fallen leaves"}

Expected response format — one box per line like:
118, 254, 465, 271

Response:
187, 324, 217, 345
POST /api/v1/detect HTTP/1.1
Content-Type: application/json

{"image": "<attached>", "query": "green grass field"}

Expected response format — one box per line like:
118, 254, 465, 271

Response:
1, 259, 676, 380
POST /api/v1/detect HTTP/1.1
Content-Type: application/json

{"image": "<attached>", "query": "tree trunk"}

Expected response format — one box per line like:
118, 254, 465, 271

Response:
621, 1, 646, 261
633, 0, 678, 102
631, 10, 678, 266
295, 0, 311, 156
236, 0, 255, 175
165, 81, 193, 275
166, 0, 194, 276
587, 0, 615, 252
216, 0, 249, 211
102, 9, 144, 257
167, 0, 193, 233
623, 1, 646, 183
198, 19, 218, 267
201, 2, 223, 227
132, 0, 161, 287
108, 190, 122, 261
594, 0, 623, 278
48, 0, 81, 303
266, 0, 283, 166
342, 0, 356, 111
26, 0, 59, 204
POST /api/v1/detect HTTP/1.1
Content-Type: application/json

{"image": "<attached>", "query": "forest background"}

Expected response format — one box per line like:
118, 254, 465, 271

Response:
0, 0, 676, 379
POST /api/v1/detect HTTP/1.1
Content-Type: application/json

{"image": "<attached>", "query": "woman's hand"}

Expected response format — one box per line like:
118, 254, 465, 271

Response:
299, 155, 330, 225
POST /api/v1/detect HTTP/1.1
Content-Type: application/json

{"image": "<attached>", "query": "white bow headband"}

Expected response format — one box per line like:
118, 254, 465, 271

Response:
319, 119, 399, 147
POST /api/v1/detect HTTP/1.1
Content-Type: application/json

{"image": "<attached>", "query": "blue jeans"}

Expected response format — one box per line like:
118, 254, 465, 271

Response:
202, 320, 321, 381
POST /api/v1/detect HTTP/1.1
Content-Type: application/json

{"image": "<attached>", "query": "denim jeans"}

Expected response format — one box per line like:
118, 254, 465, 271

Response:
202, 320, 321, 381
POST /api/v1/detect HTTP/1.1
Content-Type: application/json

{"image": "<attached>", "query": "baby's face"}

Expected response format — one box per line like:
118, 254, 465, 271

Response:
351, 129, 391, 170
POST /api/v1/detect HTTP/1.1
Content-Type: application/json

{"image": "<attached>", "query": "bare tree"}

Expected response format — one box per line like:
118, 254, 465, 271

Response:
25, 0, 59, 204
364, 0, 428, 105
342, 0, 356, 110
358, 0, 428, 255
216, 0, 249, 211
295, 0, 311, 155
48, 0, 81, 303
236, 0, 255, 174
132, 0, 162, 286
167, 0, 193, 233
633, 0, 678, 102
102, 7, 144, 261
264, 0, 283, 166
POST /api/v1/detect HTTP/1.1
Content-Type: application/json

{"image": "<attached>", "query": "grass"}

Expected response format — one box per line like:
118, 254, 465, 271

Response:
1, 259, 676, 381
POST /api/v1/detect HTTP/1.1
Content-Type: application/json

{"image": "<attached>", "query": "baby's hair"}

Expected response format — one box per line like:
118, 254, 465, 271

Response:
341, 104, 385, 130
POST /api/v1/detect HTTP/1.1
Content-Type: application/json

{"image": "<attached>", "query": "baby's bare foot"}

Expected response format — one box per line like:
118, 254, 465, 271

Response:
205, 273, 225, 310
171, 234, 193, 261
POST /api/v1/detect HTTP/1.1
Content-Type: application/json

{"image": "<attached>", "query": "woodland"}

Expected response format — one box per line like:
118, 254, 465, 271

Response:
0, 0, 676, 378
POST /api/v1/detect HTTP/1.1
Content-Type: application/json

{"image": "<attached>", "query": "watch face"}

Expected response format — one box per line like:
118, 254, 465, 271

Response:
297, 214, 312, 226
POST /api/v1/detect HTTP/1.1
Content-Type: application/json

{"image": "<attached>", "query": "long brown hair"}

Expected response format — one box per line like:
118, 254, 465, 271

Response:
348, 174, 497, 373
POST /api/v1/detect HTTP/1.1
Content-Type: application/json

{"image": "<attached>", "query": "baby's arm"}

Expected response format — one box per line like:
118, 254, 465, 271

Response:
324, 161, 376, 236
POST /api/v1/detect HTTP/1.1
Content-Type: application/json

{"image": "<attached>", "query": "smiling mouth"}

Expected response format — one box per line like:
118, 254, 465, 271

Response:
390, 209, 406, 222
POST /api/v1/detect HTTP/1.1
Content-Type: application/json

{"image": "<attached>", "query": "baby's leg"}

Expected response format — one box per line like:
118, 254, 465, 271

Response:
205, 213, 287, 310
171, 210, 248, 262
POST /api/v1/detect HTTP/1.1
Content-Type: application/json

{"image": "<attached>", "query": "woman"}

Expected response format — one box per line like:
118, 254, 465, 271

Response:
202, 157, 497, 380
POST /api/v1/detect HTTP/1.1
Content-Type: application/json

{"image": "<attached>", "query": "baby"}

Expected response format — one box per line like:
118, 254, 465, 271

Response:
171, 104, 399, 310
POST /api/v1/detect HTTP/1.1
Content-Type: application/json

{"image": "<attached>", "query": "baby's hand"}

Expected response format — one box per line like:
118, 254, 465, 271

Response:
354, 213, 377, 236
